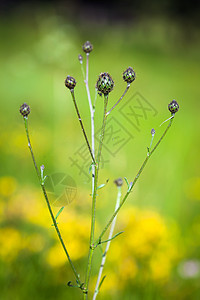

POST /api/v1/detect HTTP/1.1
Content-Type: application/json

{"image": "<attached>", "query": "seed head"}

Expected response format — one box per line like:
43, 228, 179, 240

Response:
123, 67, 136, 84
168, 100, 179, 114
82, 41, 93, 54
19, 103, 30, 117
114, 178, 123, 187
78, 54, 83, 64
65, 75, 76, 90
96, 72, 114, 95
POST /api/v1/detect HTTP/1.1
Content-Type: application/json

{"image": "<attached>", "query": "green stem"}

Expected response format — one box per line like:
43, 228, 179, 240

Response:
93, 186, 122, 300
106, 83, 130, 116
84, 95, 109, 299
70, 89, 96, 164
23, 117, 81, 286
94, 117, 174, 246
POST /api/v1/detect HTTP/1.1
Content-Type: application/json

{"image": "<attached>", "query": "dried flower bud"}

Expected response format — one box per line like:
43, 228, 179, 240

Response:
65, 75, 76, 90
82, 41, 93, 54
96, 72, 114, 95
123, 67, 136, 84
78, 54, 83, 63
19, 103, 30, 117
168, 100, 179, 114
151, 128, 155, 135
114, 178, 123, 187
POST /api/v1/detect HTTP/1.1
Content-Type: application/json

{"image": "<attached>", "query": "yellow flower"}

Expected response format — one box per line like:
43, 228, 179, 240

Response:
0, 176, 17, 197
0, 227, 23, 261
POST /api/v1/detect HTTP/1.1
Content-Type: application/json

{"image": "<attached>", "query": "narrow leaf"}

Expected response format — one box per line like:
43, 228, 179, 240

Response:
124, 177, 130, 189
97, 275, 106, 293
97, 184, 106, 190
55, 206, 64, 221
89, 162, 95, 174
100, 231, 124, 244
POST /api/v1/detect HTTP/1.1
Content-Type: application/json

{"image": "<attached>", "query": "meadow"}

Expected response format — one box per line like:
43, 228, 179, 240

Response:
0, 11, 200, 299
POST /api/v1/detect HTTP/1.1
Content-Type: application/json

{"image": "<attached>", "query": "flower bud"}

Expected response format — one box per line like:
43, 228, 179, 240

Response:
123, 67, 136, 84
96, 72, 114, 95
78, 54, 83, 64
151, 128, 155, 136
19, 103, 30, 117
82, 41, 93, 54
114, 178, 123, 187
168, 100, 179, 114
65, 75, 76, 90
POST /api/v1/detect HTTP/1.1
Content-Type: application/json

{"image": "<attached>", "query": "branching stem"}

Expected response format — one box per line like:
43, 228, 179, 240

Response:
84, 95, 109, 299
23, 117, 81, 287
84, 53, 95, 195
106, 83, 130, 116
93, 186, 122, 299
94, 117, 174, 247
70, 89, 95, 164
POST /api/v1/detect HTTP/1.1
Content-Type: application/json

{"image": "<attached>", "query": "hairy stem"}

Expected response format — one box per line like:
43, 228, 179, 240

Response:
94, 117, 174, 246
23, 117, 81, 286
93, 186, 122, 299
84, 95, 109, 299
70, 89, 95, 164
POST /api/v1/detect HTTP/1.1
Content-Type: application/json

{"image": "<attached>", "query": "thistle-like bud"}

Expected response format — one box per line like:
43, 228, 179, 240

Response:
78, 54, 83, 64
114, 178, 123, 187
19, 103, 30, 117
123, 67, 136, 84
168, 100, 179, 114
96, 72, 114, 95
82, 41, 93, 54
65, 75, 76, 90
151, 128, 155, 136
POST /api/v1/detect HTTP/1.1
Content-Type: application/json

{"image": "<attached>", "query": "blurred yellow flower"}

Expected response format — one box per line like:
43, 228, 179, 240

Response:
106, 207, 179, 286
0, 227, 22, 261
0, 176, 17, 197
46, 214, 90, 267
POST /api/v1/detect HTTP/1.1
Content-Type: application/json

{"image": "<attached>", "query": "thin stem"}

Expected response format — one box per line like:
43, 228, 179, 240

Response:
106, 83, 130, 116
93, 186, 122, 300
70, 89, 95, 164
23, 117, 81, 286
84, 95, 109, 299
94, 117, 174, 246
84, 53, 95, 195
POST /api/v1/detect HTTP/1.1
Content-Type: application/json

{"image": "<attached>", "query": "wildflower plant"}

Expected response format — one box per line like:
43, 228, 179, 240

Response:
20, 40, 179, 299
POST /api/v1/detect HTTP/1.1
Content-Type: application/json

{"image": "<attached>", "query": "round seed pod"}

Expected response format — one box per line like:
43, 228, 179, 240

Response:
65, 75, 76, 90
96, 72, 114, 95
78, 54, 83, 63
19, 103, 30, 117
168, 100, 179, 114
82, 41, 93, 53
114, 178, 123, 187
123, 67, 136, 84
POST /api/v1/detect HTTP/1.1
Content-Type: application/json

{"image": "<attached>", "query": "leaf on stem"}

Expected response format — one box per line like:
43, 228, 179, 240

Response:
100, 231, 124, 244
97, 184, 106, 190
55, 206, 65, 220
124, 177, 130, 189
97, 275, 106, 293
88, 162, 95, 174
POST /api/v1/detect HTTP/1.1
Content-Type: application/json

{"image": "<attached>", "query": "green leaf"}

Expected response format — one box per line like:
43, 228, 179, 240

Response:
124, 177, 129, 189
100, 231, 124, 244
89, 162, 95, 174
97, 183, 106, 190
97, 275, 106, 293
55, 206, 64, 221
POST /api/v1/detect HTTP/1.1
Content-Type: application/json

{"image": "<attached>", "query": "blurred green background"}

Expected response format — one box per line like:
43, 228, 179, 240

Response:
1, 1, 200, 299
